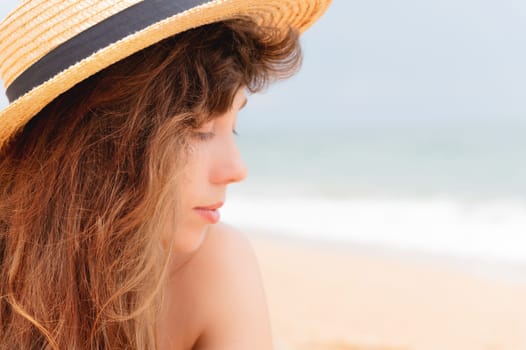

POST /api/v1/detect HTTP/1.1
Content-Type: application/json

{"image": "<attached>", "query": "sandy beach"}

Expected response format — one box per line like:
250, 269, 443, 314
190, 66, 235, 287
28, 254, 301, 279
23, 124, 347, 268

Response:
247, 233, 526, 350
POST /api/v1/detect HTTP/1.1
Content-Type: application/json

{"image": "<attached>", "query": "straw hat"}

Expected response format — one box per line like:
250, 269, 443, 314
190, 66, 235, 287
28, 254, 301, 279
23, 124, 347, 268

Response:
0, 0, 331, 150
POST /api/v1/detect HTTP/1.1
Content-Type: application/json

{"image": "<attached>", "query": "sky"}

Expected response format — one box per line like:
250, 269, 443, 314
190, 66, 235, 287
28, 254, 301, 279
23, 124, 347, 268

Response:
0, 0, 525, 131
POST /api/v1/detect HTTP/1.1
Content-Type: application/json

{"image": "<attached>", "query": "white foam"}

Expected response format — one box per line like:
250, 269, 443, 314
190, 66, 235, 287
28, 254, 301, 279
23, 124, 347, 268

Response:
221, 194, 526, 265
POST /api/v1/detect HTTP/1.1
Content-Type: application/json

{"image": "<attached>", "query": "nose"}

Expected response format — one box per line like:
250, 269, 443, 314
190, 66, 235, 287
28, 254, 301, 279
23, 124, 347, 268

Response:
210, 140, 248, 185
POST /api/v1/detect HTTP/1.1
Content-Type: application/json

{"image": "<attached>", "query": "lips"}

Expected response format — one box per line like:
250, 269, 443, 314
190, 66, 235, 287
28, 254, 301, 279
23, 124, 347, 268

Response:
194, 202, 223, 210
193, 202, 223, 224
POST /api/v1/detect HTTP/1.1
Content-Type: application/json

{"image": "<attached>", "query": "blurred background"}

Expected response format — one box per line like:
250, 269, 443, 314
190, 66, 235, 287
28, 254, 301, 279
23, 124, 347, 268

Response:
1, 1, 526, 349
229, 0, 526, 270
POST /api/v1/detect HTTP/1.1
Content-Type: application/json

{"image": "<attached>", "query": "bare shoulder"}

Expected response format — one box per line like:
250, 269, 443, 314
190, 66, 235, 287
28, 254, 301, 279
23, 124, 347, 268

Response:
186, 223, 274, 350
194, 222, 257, 266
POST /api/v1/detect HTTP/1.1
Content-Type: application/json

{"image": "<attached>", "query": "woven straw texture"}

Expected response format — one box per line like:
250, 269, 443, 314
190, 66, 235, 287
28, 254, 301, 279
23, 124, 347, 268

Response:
0, 0, 331, 149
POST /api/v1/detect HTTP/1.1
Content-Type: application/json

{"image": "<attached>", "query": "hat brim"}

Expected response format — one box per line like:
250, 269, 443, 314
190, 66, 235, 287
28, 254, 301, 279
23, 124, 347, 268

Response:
0, 0, 331, 149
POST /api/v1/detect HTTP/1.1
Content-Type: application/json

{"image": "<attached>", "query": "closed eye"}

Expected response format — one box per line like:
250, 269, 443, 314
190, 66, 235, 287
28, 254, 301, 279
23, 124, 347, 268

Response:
193, 131, 215, 141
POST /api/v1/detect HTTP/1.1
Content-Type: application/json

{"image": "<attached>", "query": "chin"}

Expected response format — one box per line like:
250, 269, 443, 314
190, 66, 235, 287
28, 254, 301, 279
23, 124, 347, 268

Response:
172, 225, 208, 254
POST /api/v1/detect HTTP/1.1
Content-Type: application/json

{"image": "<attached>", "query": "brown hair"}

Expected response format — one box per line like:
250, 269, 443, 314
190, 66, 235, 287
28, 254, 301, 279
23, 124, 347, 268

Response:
0, 18, 301, 349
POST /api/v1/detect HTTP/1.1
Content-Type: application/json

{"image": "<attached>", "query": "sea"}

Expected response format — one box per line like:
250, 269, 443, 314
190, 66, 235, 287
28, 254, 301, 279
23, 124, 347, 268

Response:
221, 119, 526, 282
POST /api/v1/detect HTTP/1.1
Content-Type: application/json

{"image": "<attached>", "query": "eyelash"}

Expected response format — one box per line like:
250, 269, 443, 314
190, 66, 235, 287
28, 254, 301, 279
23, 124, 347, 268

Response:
194, 132, 214, 141
194, 129, 239, 141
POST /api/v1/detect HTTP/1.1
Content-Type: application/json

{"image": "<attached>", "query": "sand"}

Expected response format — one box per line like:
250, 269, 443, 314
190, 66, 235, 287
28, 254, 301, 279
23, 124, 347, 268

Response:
247, 233, 526, 350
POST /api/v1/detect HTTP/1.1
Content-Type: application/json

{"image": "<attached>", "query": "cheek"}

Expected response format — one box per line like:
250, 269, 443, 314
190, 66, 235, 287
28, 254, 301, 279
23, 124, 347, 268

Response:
181, 149, 214, 199
185, 144, 212, 176
168, 145, 213, 254
178, 172, 205, 212
170, 187, 207, 254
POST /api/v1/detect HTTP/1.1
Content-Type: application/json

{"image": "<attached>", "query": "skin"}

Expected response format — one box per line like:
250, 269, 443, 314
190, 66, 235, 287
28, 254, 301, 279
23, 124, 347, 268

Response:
172, 87, 248, 255
157, 88, 274, 349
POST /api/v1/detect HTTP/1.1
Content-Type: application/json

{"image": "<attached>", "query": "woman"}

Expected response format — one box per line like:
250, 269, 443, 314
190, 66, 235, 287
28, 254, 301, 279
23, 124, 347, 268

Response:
0, 1, 331, 349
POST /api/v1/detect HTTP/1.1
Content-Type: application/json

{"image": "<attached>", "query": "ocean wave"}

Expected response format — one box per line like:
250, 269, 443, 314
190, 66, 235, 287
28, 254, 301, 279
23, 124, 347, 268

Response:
222, 194, 526, 265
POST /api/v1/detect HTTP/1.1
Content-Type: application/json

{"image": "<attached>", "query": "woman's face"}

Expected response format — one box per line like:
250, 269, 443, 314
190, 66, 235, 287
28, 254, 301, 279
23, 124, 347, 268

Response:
173, 87, 248, 253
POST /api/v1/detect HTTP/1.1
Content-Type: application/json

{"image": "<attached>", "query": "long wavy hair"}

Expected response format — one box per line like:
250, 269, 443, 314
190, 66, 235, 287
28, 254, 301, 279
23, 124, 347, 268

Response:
0, 17, 301, 349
